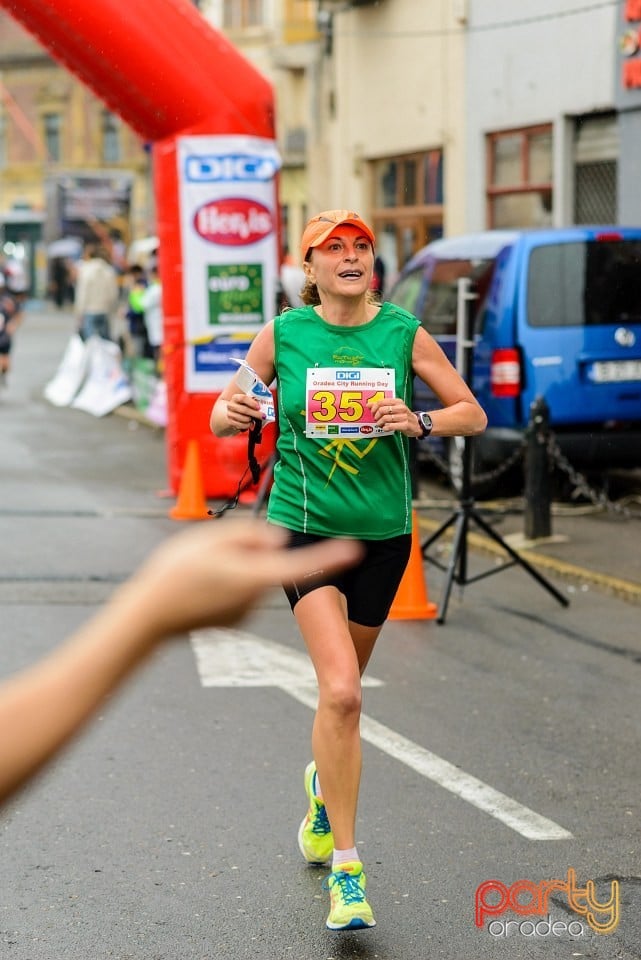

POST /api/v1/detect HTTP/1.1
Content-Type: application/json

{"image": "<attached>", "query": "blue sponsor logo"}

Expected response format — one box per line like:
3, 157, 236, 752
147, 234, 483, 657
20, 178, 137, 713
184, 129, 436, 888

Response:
185, 153, 281, 183
193, 336, 253, 372
340, 426, 360, 434
336, 370, 361, 380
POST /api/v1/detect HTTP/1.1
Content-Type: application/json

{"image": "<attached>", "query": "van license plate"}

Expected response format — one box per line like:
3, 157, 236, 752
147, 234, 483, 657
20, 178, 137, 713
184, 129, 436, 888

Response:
590, 360, 641, 383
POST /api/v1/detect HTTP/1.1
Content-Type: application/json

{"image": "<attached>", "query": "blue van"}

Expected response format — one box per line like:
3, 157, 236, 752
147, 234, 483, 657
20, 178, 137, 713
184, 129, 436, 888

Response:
389, 226, 641, 492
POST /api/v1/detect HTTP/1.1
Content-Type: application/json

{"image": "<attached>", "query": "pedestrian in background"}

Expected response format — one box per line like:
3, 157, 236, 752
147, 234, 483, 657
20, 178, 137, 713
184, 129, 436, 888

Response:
4, 252, 30, 306
122, 263, 151, 358
74, 243, 119, 341
49, 257, 74, 309
210, 209, 487, 932
140, 262, 163, 369
0, 271, 24, 386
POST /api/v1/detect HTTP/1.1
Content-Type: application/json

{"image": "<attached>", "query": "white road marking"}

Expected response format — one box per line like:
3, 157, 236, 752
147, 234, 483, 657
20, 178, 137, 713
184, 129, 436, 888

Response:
191, 628, 382, 688
191, 629, 573, 841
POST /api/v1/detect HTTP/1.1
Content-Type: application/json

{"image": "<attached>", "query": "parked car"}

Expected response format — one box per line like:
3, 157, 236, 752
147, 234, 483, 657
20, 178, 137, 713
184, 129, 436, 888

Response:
389, 226, 641, 496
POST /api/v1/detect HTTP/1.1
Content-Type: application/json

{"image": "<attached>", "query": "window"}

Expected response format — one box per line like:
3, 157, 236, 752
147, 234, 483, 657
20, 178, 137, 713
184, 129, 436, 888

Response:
402, 159, 417, 206
43, 112, 61, 163
486, 125, 553, 228
422, 260, 497, 337
102, 111, 121, 164
573, 114, 618, 224
527, 241, 641, 328
371, 149, 444, 284
283, 0, 317, 43
389, 267, 425, 315
575, 163, 617, 223
375, 150, 443, 209
390, 257, 498, 338
223, 0, 263, 28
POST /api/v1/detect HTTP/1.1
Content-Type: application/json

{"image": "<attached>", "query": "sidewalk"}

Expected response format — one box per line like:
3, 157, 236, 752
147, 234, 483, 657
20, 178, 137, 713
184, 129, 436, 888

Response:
415, 481, 641, 606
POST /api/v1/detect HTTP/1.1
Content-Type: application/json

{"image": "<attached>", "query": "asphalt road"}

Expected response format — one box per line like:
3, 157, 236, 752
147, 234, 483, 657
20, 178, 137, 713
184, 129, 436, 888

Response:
1, 306, 641, 960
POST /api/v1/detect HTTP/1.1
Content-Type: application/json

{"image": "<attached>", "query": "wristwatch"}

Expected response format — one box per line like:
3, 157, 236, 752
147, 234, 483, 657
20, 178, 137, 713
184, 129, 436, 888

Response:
414, 411, 433, 438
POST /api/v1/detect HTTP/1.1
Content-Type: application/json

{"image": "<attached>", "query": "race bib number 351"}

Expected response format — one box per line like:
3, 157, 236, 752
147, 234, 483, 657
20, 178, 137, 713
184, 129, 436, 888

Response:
305, 367, 396, 438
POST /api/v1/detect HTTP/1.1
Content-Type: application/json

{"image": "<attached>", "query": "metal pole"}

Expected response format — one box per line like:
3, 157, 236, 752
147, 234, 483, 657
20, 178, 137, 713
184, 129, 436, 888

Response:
524, 395, 552, 540
455, 277, 474, 378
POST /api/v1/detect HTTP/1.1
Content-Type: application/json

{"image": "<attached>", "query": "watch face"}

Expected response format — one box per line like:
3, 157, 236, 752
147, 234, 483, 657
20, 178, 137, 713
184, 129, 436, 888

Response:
420, 412, 432, 435
415, 411, 432, 436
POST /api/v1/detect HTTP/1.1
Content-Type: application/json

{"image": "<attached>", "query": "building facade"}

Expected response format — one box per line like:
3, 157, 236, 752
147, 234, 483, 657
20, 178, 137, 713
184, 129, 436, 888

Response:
465, 0, 620, 233
1, 0, 639, 298
307, 0, 639, 284
307, 0, 467, 282
203, 0, 467, 286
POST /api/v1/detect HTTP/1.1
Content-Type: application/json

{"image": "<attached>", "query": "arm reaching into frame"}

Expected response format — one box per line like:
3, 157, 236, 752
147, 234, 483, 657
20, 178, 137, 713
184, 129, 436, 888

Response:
0, 519, 361, 804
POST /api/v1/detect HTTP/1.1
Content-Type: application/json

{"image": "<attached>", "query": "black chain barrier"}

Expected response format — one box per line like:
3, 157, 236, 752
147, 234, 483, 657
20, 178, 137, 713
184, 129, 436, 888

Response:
422, 441, 526, 490
546, 436, 641, 520
419, 407, 641, 523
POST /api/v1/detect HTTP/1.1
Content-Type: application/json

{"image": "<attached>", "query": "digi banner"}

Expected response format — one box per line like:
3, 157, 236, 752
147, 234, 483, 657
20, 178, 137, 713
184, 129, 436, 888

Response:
177, 135, 281, 392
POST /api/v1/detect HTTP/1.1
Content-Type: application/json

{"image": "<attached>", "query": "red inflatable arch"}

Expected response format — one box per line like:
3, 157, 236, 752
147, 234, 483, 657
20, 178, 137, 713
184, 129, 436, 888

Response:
1, 0, 279, 498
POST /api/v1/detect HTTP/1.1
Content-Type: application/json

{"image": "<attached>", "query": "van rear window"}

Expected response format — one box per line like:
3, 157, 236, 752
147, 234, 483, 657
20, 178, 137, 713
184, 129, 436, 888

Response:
527, 240, 641, 327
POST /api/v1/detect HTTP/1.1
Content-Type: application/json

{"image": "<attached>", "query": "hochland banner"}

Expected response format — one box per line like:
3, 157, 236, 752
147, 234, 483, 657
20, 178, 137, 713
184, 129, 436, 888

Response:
177, 134, 281, 393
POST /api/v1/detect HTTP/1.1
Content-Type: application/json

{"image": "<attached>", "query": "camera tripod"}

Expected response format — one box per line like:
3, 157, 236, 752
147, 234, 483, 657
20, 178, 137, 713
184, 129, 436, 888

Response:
420, 436, 569, 624
420, 279, 569, 624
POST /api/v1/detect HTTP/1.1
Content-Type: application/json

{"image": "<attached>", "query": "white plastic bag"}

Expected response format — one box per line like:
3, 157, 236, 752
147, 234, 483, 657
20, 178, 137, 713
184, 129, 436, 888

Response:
43, 334, 89, 407
71, 337, 132, 417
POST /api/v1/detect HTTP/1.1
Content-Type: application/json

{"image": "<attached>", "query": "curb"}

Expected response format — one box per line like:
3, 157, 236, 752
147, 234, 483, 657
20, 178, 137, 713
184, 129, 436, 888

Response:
113, 403, 164, 430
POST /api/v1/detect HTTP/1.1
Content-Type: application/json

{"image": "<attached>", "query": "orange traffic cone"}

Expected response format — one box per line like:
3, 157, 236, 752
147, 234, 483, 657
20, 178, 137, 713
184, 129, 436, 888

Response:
169, 440, 210, 521
388, 510, 438, 620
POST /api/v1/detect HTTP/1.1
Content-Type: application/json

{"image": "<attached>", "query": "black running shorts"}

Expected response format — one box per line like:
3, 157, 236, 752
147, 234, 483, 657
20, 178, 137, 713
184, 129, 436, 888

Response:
282, 529, 412, 628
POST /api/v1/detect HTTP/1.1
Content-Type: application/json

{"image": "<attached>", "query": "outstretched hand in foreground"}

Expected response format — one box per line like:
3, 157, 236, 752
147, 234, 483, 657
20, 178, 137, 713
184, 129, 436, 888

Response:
0, 519, 361, 804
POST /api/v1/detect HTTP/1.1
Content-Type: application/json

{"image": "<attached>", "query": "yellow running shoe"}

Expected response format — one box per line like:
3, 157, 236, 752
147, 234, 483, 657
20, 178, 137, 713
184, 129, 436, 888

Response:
297, 761, 334, 865
324, 861, 376, 931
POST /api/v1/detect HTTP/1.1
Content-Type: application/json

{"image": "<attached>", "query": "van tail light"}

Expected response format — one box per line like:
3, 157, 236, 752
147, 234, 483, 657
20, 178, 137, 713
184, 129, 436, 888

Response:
491, 348, 521, 397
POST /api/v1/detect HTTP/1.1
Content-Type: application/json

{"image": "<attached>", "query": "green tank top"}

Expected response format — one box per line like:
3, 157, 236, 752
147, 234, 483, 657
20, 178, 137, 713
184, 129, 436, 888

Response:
267, 302, 420, 539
